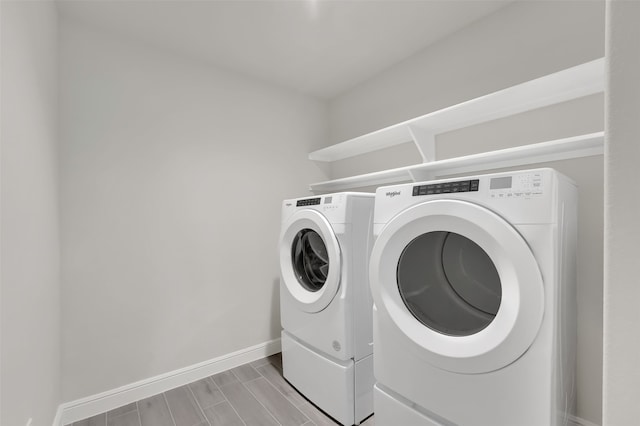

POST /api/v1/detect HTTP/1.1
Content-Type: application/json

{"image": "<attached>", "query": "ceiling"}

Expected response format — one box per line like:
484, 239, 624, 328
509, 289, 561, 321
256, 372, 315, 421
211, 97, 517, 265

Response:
58, 0, 511, 99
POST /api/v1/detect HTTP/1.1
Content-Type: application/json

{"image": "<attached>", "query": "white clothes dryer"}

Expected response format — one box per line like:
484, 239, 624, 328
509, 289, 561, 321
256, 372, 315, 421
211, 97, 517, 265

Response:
280, 192, 375, 425
370, 169, 577, 426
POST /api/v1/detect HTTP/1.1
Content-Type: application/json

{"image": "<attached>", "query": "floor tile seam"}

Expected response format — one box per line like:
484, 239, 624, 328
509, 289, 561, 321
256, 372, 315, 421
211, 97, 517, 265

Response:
300, 402, 340, 426
239, 363, 263, 382
215, 386, 248, 426
186, 376, 222, 413
106, 410, 136, 425
245, 374, 310, 423
297, 391, 319, 408
162, 392, 179, 426
255, 364, 283, 384
203, 374, 248, 425
257, 362, 284, 378
221, 380, 281, 426
292, 396, 311, 408
205, 374, 234, 410
135, 401, 142, 426
106, 404, 138, 423
186, 381, 212, 426
205, 374, 224, 393
256, 364, 308, 408
250, 357, 270, 369
239, 378, 287, 426
213, 370, 241, 388
229, 368, 242, 384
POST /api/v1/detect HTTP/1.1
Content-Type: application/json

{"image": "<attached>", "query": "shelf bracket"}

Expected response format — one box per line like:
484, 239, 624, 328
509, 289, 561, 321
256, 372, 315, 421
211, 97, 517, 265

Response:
409, 168, 437, 183
407, 125, 436, 163
407, 168, 436, 183
407, 169, 419, 182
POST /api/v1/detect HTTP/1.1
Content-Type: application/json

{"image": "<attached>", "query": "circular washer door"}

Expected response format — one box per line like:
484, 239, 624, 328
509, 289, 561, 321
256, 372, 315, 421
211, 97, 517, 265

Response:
370, 199, 544, 373
280, 209, 341, 313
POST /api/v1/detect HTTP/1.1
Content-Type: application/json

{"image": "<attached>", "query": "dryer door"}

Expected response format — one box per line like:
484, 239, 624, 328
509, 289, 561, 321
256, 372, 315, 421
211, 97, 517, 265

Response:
280, 209, 341, 313
370, 199, 544, 374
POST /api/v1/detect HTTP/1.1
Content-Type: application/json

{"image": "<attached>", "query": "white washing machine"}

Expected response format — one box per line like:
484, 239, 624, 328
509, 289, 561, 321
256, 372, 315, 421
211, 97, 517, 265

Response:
369, 168, 577, 426
279, 192, 375, 425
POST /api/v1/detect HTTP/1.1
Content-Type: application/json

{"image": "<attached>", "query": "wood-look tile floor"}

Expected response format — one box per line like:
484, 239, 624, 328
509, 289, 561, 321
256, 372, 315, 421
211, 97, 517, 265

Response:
67, 353, 375, 426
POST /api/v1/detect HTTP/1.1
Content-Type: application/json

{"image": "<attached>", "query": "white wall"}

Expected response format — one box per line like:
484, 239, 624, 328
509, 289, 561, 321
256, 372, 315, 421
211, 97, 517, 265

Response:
326, 1, 605, 424
0, 1, 61, 425
603, 1, 640, 424
59, 19, 328, 401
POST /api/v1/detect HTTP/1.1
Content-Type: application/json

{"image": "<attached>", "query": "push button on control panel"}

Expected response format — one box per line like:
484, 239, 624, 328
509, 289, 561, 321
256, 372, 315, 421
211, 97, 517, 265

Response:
489, 172, 544, 199
412, 179, 480, 197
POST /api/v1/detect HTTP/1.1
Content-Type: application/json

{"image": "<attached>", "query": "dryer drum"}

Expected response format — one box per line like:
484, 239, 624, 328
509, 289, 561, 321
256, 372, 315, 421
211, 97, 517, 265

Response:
292, 229, 329, 292
396, 231, 502, 336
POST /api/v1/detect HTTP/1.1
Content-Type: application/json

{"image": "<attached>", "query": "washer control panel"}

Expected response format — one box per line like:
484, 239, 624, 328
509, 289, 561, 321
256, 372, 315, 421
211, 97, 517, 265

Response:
489, 171, 544, 198
412, 179, 479, 196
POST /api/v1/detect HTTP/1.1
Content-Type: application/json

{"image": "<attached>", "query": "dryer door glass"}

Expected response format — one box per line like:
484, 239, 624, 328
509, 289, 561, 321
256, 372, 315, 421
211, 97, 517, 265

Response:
397, 231, 501, 336
291, 229, 329, 292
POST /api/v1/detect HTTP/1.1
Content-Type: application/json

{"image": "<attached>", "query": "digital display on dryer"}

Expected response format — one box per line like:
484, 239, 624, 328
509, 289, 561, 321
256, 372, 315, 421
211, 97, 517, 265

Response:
490, 176, 513, 190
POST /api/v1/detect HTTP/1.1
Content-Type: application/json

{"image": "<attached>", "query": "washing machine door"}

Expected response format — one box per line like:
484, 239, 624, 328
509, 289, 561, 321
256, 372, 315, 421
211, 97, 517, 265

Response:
370, 199, 544, 374
280, 209, 341, 313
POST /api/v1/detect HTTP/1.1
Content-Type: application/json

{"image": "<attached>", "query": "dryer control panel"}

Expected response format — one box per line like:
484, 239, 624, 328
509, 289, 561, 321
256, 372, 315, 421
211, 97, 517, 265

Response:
489, 171, 544, 199
296, 197, 321, 206
412, 179, 479, 196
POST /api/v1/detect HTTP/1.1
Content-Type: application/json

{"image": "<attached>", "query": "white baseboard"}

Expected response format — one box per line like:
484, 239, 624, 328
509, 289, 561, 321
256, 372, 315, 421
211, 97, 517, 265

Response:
55, 338, 281, 426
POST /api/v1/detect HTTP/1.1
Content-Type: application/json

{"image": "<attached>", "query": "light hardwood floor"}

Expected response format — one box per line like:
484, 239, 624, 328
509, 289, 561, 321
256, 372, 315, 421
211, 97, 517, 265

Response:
68, 353, 375, 426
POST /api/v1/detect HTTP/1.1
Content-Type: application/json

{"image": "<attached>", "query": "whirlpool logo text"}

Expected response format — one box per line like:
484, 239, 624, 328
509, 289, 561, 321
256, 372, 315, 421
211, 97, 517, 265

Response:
385, 191, 401, 198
